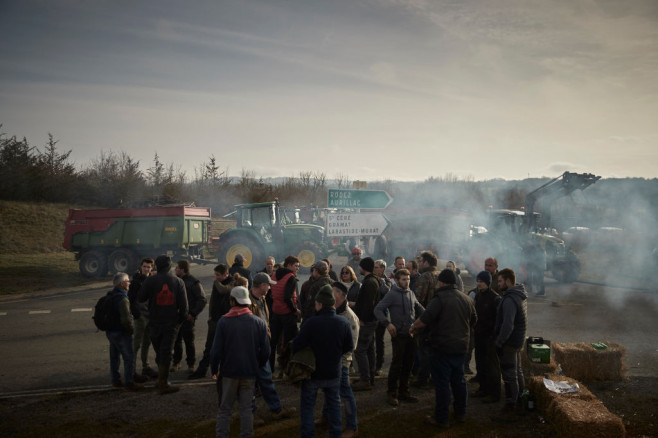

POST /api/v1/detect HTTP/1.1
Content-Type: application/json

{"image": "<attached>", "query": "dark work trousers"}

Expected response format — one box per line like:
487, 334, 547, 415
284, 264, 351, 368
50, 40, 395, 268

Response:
269, 312, 298, 373
414, 337, 431, 385
149, 322, 180, 368
173, 319, 196, 367
354, 321, 377, 384
474, 336, 501, 399
195, 319, 218, 374
388, 334, 417, 396
498, 346, 524, 406
375, 323, 386, 371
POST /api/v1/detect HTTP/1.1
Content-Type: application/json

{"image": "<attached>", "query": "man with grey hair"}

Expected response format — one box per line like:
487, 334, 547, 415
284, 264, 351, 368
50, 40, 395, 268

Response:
105, 272, 143, 391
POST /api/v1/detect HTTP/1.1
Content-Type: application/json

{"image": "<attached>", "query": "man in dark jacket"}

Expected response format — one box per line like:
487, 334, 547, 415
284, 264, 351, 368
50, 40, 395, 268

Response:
127, 257, 155, 380
411, 269, 477, 428
352, 257, 381, 391
137, 254, 188, 394
190, 264, 232, 379
230, 253, 253, 289
471, 271, 502, 402
211, 286, 270, 438
493, 268, 528, 421
412, 251, 440, 388
374, 268, 424, 406
172, 260, 207, 372
292, 284, 354, 438
301, 261, 333, 324
106, 272, 143, 391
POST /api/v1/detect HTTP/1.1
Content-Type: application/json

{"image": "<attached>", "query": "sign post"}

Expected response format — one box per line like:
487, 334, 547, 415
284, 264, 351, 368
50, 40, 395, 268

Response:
327, 189, 393, 209
326, 212, 390, 237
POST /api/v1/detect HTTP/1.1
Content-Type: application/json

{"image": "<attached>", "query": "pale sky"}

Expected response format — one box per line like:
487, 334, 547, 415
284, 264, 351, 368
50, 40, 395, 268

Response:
1, 0, 657, 181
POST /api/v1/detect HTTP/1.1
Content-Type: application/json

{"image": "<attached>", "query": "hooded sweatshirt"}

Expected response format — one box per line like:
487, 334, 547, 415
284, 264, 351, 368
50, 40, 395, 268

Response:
494, 284, 528, 349
374, 284, 424, 336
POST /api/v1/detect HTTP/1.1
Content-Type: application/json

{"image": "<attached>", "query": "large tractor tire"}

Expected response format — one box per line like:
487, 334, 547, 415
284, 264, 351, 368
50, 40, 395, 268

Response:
79, 250, 108, 278
293, 241, 324, 273
108, 248, 138, 274
552, 253, 580, 284
217, 236, 263, 270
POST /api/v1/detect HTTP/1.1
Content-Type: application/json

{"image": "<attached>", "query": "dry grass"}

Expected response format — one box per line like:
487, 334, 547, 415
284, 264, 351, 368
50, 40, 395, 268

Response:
552, 342, 627, 382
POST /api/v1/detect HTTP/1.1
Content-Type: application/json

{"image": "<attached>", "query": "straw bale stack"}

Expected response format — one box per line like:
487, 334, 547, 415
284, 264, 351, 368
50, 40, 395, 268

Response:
552, 341, 626, 381
549, 398, 626, 438
526, 374, 596, 413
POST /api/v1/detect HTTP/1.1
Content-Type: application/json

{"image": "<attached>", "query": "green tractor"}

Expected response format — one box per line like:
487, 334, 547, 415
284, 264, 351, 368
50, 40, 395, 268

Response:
216, 200, 327, 272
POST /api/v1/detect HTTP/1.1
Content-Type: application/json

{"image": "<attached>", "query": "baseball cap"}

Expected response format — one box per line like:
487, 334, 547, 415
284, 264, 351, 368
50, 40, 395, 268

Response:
230, 286, 252, 305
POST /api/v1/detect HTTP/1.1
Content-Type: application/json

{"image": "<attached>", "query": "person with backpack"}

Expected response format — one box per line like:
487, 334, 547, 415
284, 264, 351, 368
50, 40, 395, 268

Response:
103, 272, 144, 391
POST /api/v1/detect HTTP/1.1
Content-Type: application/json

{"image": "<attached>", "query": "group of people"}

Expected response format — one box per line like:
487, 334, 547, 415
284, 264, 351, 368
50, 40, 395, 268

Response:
102, 249, 529, 437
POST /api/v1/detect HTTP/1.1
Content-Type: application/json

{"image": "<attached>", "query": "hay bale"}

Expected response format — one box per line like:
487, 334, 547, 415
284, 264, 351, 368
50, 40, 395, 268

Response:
526, 375, 596, 413
548, 398, 626, 438
552, 341, 626, 381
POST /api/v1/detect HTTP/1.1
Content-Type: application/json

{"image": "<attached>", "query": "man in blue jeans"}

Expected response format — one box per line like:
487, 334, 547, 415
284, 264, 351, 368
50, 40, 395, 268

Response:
105, 272, 143, 391
410, 269, 476, 429
292, 284, 354, 438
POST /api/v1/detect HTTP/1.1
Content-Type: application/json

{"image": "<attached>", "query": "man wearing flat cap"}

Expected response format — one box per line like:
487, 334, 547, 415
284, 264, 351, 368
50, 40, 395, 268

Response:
292, 284, 354, 438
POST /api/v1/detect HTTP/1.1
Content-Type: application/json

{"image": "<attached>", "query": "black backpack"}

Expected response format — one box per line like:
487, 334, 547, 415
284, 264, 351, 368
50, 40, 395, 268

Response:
93, 291, 121, 331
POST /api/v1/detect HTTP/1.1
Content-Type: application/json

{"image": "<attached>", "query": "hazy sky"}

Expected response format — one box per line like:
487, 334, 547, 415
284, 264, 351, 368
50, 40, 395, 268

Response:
1, 0, 657, 181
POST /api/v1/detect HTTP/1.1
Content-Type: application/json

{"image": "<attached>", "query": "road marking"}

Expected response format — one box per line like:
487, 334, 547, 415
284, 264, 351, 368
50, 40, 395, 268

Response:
28, 310, 51, 314
0, 312, 7, 316
71, 308, 92, 312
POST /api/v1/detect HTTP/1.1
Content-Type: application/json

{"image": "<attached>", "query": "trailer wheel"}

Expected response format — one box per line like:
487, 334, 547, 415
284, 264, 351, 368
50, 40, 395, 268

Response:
293, 242, 323, 273
108, 249, 138, 274
217, 236, 263, 269
79, 250, 108, 278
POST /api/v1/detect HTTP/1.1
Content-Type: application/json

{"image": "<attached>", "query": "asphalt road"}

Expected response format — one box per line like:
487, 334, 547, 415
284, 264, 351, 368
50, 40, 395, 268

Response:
1, 265, 656, 396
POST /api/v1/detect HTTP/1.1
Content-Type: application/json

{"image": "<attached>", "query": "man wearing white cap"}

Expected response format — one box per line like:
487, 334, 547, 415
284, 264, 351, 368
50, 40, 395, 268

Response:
210, 286, 270, 438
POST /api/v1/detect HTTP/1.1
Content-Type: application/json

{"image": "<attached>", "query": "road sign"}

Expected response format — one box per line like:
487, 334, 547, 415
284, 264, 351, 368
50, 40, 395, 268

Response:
326, 212, 389, 237
327, 189, 393, 209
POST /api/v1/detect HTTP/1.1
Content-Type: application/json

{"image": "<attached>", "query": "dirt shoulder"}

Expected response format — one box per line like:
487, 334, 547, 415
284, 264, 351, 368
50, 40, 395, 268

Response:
2, 372, 656, 438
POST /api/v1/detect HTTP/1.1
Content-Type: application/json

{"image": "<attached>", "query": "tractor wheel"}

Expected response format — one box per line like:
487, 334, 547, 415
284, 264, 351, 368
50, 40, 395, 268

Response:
553, 255, 580, 283
108, 248, 138, 274
293, 242, 324, 273
79, 250, 108, 278
217, 236, 263, 270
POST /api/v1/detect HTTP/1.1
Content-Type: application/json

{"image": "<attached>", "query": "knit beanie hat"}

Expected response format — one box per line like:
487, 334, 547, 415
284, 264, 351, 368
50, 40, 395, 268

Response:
359, 257, 375, 273
155, 255, 171, 272
476, 270, 492, 286
437, 268, 456, 285
315, 284, 336, 307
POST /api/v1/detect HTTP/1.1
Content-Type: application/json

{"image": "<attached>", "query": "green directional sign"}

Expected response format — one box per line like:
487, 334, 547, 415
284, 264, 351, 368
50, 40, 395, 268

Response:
327, 189, 393, 209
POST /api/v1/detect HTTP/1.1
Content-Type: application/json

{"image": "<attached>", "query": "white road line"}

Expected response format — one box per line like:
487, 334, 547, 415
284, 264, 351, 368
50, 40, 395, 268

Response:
71, 308, 92, 312
0, 312, 7, 316
28, 310, 51, 314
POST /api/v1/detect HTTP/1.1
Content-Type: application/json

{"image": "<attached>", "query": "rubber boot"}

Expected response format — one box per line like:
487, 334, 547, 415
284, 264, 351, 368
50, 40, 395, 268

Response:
157, 364, 179, 395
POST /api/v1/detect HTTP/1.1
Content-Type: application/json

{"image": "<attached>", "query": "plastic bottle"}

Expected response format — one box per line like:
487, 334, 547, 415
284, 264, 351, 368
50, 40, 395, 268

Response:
521, 389, 529, 409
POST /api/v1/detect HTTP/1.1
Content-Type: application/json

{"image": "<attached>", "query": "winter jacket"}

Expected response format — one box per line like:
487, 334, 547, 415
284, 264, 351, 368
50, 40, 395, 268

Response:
343, 280, 361, 304
128, 271, 149, 318
271, 268, 299, 315
353, 273, 381, 323
292, 307, 354, 380
415, 266, 440, 308
420, 284, 477, 355
210, 308, 270, 378
336, 300, 360, 367
137, 270, 188, 326
494, 284, 528, 349
302, 275, 332, 322
474, 287, 502, 340
180, 273, 207, 319
108, 288, 134, 335
209, 277, 233, 322
229, 263, 253, 289
374, 284, 424, 336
